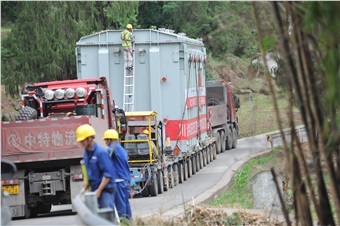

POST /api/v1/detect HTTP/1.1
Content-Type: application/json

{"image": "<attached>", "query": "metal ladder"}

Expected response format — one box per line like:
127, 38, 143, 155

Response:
123, 43, 135, 112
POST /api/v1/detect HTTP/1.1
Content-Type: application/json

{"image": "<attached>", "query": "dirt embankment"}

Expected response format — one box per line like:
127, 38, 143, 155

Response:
1, 85, 22, 121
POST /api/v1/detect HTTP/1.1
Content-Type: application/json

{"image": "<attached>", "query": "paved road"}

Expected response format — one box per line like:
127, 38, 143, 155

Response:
11, 134, 270, 225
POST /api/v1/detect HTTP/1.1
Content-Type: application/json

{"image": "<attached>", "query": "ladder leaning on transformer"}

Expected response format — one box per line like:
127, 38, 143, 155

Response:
123, 42, 135, 112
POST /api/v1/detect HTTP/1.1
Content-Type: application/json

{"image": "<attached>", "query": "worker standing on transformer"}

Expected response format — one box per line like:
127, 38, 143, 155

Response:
103, 129, 132, 221
76, 124, 116, 209
121, 24, 134, 71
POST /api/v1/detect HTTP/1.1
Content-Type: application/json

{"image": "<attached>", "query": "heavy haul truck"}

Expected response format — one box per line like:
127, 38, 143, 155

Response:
1, 29, 240, 219
1, 77, 119, 218
75, 28, 240, 196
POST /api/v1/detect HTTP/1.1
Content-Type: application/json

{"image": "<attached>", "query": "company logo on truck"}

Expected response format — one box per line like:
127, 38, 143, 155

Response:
3, 125, 78, 154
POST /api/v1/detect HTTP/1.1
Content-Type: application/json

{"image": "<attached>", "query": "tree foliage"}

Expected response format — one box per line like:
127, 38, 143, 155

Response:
254, 2, 340, 225
1, 1, 138, 97
2, 1, 261, 96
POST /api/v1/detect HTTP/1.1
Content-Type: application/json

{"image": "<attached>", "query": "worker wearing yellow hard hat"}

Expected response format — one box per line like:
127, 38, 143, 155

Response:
76, 124, 117, 209
121, 24, 135, 71
103, 129, 132, 221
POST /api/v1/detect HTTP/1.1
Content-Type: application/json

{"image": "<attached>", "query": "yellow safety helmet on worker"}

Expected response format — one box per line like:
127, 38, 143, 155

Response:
76, 124, 96, 142
126, 24, 133, 29
103, 129, 119, 140
143, 129, 150, 135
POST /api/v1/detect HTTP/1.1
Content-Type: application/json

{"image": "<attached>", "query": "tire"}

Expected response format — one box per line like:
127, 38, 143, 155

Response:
212, 143, 217, 160
220, 130, 226, 152
149, 172, 158, 196
203, 149, 207, 166
206, 146, 211, 164
226, 127, 232, 150
183, 161, 188, 181
168, 166, 174, 189
178, 163, 184, 184
215, 133, 221, 154
191, 156, 196, 175
210, 144, 215, 161
163, 168, 169, 192
172, 164, 179, 186
232, 126, 238, 148
199, 152, 204, 169
16, 106, 38, 121
195, 153, 200, 172
187, 158, 192, 178
157, 170, 164, 194
141, 183, 149, 197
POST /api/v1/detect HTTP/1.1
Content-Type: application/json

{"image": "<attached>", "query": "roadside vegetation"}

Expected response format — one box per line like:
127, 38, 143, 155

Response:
1, 1, 339, 226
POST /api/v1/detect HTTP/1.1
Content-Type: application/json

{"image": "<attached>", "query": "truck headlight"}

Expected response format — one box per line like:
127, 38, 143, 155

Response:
54, 89, 65, 99
65, 88, 75, 98
76, 87, 86, 98
44, 90, 54, 100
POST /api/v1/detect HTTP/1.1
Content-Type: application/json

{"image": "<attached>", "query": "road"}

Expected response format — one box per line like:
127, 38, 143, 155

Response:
11, 134, 270, 225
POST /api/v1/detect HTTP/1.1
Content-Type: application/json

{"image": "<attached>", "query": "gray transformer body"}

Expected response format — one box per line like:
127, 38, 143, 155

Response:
76, 29, 208, 154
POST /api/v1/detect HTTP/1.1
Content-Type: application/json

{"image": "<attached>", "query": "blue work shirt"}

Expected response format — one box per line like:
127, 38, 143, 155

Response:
83, 142, 116, 192
107, 141, 130, 182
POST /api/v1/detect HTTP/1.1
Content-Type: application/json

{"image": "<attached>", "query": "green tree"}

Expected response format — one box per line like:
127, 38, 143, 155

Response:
1, 1, 139, 97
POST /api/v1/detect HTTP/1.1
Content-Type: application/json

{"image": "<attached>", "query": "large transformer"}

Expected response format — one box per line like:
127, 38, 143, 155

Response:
76, 29, 208, 155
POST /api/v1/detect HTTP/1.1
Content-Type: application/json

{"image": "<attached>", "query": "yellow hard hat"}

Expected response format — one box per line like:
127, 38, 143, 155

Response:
103, 129, 119, 140
76, 124, 96, 142
143, 129, 149, 135
126, 24, 133, 29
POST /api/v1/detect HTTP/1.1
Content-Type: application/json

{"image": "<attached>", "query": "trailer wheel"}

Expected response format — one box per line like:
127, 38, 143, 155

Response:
226, 127, 232, 150
187, 158, 192, 178
220, 130, 226, 152
199, 152, 204, 169
212, 143, 217, 159
141, 183, 149, 197
183, 161, 188, 181
215, 133, 221, 154
178, 163, 184, 183
168, 166, 174, 189
149, 173, 158, 197
206, 146, 211, 164
232, 126, 238, 148
172, 164, 179, 186
202, 149, 207, 166
163, 167, 170, 191
16, 106, 38, 121
209, 145, 213, 162
195, 153, 200, 172
157, 170, 164, 194
191, 156, 196, 175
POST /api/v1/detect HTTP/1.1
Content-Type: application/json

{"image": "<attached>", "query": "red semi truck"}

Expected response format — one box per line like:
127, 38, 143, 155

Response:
206, 79, 240, 154
1, 77, 118, 218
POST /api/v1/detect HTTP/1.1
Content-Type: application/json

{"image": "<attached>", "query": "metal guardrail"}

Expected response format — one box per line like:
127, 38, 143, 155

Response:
266, 125, 307, 149
72, 191, 118, 226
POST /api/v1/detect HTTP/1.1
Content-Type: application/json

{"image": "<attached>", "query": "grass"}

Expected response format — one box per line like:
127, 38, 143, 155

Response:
237, 89, 303, 138
210, 154, 276, 208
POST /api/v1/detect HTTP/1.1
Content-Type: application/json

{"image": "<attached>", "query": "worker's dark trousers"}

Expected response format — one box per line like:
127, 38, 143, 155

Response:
115, 180, 132, 220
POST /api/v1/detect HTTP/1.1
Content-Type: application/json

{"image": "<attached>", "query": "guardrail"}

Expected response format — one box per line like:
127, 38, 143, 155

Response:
266, 125, 307, 149
72, 191, 118, 226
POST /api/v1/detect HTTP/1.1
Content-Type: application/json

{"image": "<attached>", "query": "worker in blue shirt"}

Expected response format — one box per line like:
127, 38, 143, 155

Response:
103, 129, 132, 220
76, 124, 116, 209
